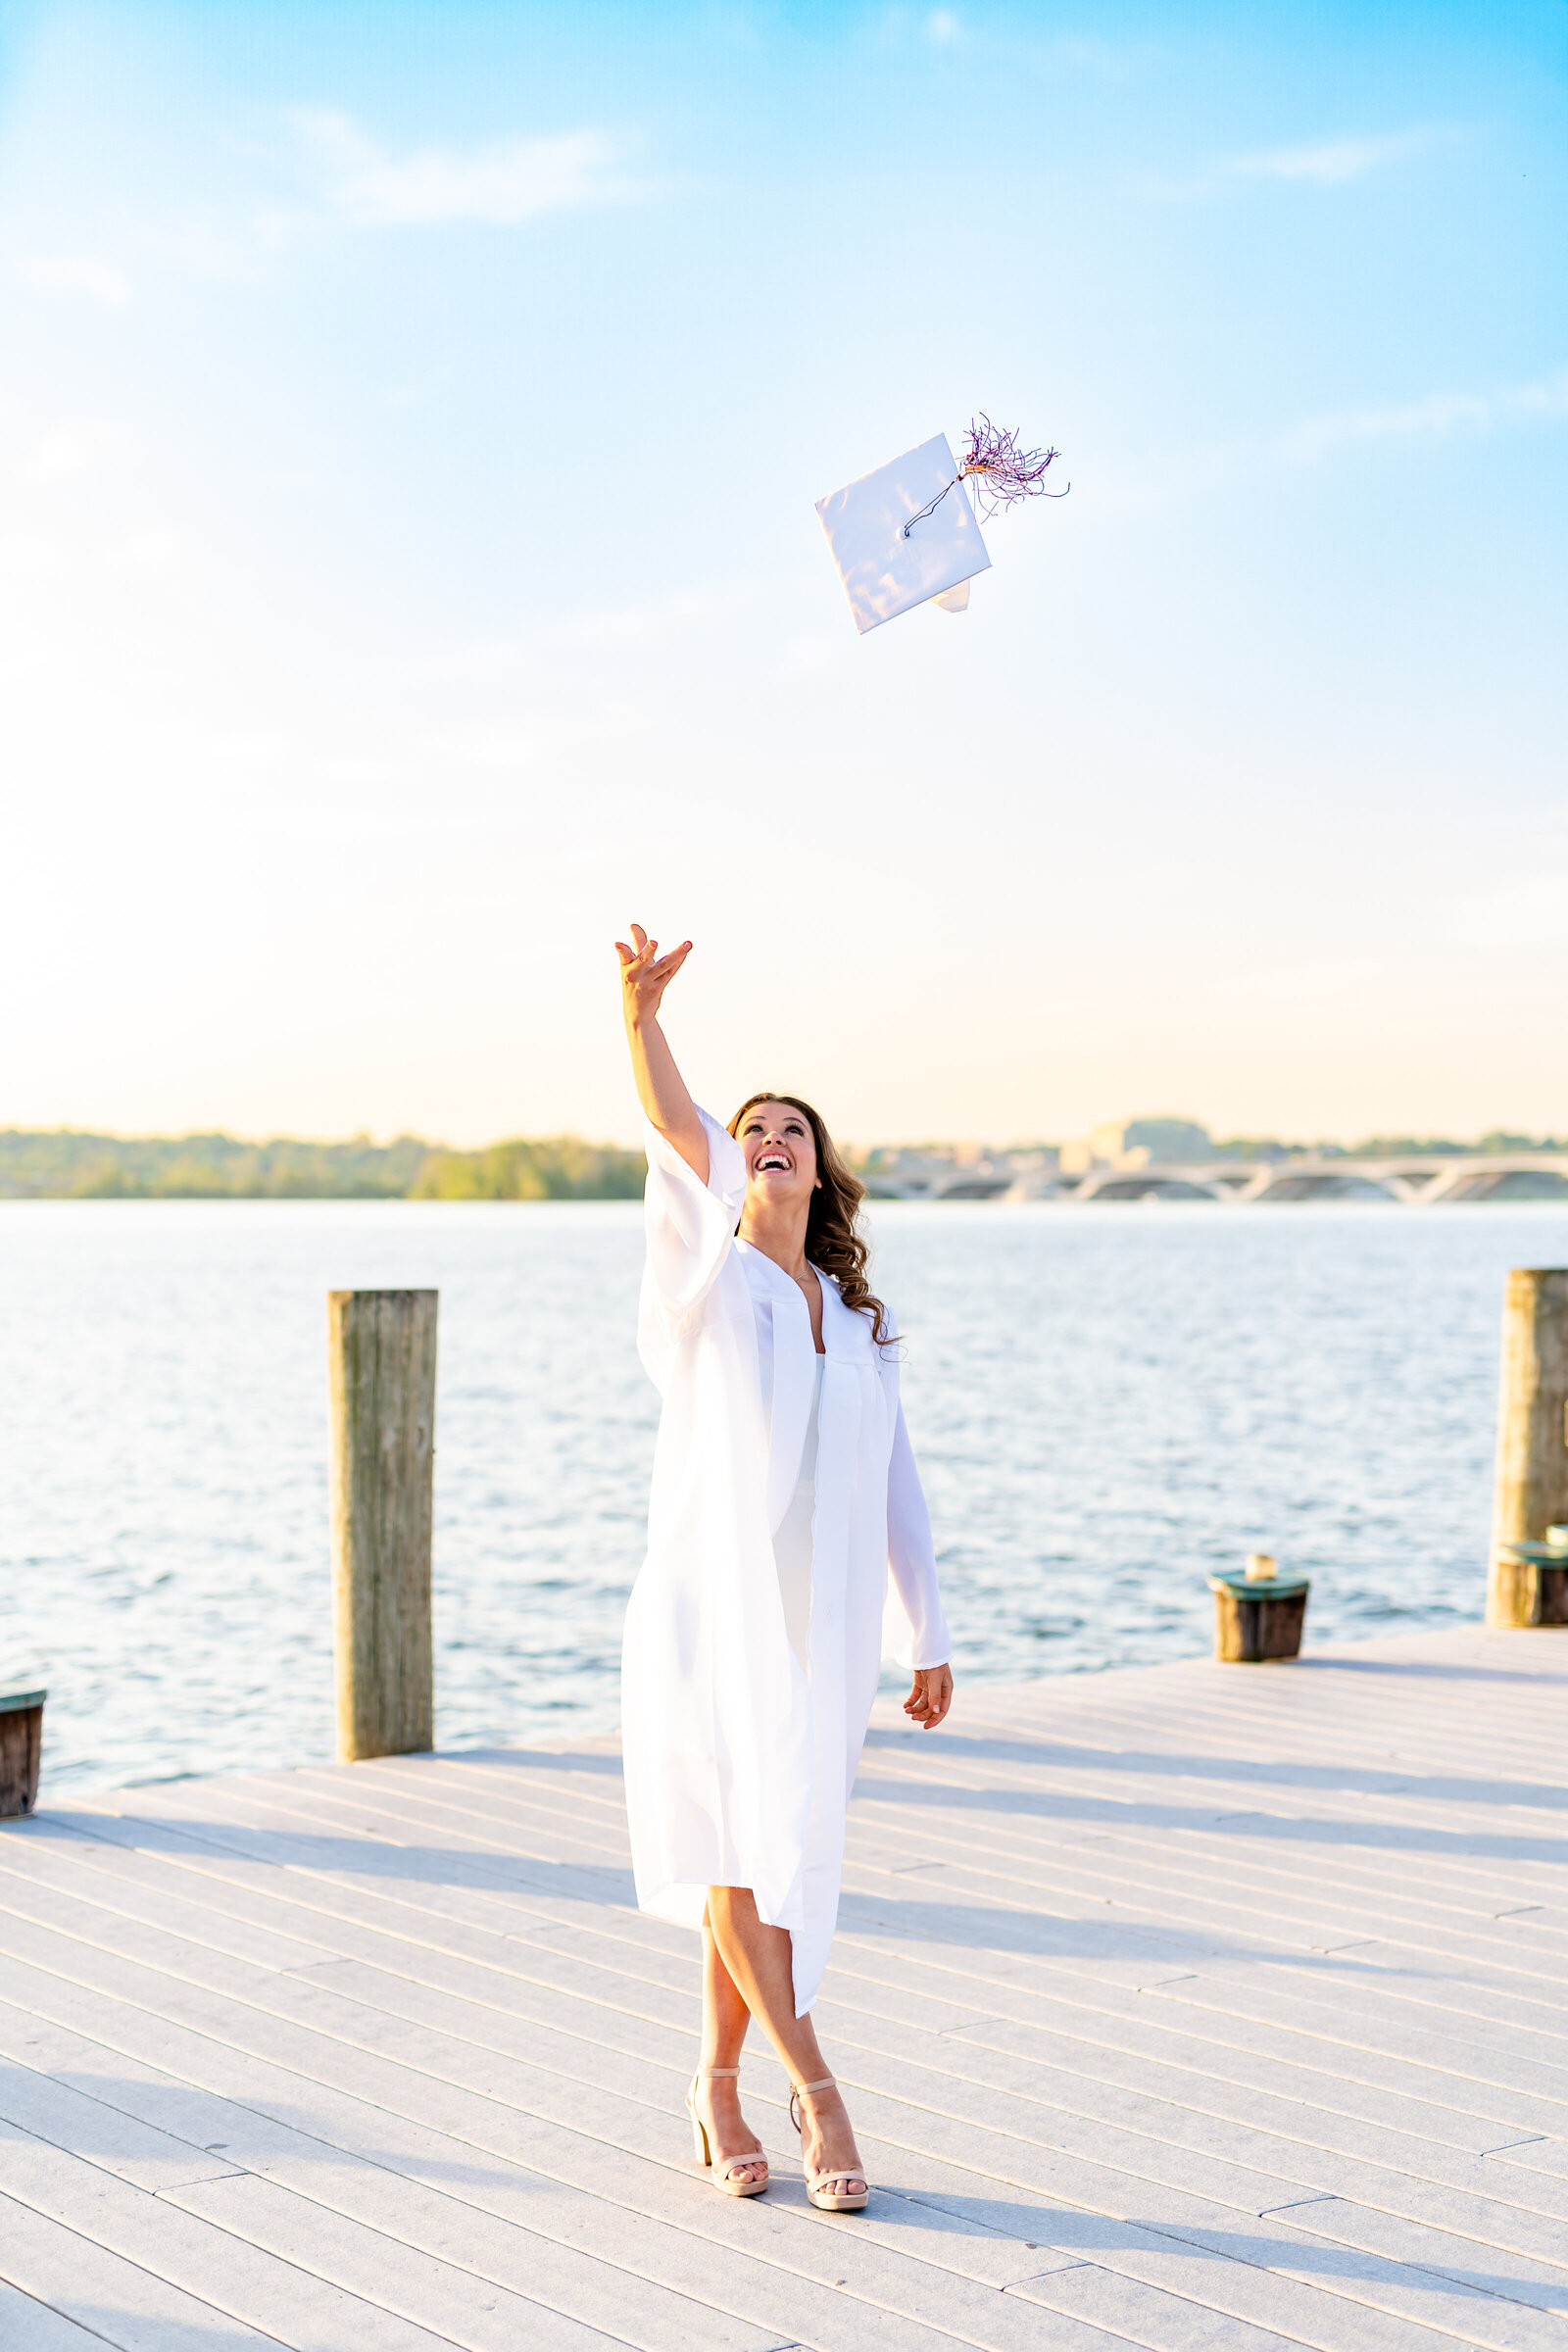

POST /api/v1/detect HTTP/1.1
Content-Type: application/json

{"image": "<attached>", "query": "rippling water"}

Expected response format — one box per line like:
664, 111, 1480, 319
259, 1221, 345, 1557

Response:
2, 1200, 1562, 1799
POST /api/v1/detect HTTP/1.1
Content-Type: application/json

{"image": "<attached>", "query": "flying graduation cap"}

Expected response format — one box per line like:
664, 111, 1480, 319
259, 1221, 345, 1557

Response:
816, 416, 1065, 635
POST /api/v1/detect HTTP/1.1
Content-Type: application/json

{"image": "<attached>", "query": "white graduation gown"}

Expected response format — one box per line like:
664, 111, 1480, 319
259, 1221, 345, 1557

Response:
622, 1106, 951, 2016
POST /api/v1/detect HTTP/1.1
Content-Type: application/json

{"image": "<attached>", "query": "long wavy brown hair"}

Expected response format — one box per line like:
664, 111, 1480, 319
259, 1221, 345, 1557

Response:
727, 1092, 896, 1348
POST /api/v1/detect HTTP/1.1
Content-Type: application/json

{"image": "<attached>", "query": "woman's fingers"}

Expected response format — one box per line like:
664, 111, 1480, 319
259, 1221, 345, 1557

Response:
923, 1666, 955, 1728
617, 923, 664, 979
617, 925, 691, 1007
904, 1666, 954, 1729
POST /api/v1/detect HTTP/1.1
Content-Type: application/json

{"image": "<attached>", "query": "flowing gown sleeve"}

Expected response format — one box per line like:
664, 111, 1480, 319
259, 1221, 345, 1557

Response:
880, 1353, 953, 1671
637, 1106, 749, 1391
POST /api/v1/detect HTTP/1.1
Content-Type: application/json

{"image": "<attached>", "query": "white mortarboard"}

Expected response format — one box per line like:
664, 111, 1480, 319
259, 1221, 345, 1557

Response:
816, 434, 991, 635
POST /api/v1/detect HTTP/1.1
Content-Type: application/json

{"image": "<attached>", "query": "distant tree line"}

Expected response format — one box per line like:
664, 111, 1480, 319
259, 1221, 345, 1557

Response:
0, 1129, 647, 1200
1218, 1132, 1567, 1160
411, 1138, 647, 1200
3, 1122, 1560, 1202
1343, 1132, 1567, 1157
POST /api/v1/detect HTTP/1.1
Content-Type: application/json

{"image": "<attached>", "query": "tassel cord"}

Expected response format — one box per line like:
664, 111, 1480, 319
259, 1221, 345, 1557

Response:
902, 474, 960, 538
903, 457, 1070, 540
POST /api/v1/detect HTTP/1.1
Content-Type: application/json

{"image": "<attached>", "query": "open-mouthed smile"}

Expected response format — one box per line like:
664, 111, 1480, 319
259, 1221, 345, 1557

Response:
755, 1152, 792, 1173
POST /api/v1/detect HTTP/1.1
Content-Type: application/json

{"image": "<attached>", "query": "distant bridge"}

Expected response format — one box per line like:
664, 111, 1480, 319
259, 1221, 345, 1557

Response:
1070, 1155, 1568, 1204
874, 1155, 1568, 1205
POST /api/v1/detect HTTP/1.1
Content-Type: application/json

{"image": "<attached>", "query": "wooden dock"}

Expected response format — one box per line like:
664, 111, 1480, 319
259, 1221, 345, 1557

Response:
2, 1624, 1565, 2352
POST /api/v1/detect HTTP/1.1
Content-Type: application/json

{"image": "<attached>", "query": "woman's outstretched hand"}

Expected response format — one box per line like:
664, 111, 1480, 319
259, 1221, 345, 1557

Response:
615, 922, 708, 1183
615, 923, 692, 1032
904, 1663, 954, 1730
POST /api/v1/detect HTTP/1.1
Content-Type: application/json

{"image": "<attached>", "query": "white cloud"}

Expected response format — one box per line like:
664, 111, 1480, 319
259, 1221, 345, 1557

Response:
412, 637, 541, 688
416, 711, 627, 772
544, 587, 730, 652
1045, 35, 1163, 76
1455, 874, 1568, 953
291, 109, 638, 227
779, 632, 842, 679
1143, 122, 1454, 204
24, 421, 128, 486
413, 588, 743, 682
11, 253, 133, 307
1286, 368, 1568, 462
1222, 128, 1435, 186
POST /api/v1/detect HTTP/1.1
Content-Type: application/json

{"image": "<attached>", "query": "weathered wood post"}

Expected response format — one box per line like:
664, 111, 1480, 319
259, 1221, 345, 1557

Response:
1208, 1570, 1309, 1662
0, 1685, 46, 1819
1489, 1269, 1568, 1628
328, 1290, 438, 1760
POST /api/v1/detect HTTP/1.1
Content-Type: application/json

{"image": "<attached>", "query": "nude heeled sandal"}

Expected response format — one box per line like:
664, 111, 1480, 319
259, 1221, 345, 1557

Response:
687, 2067, 769, 2196
789, 2074, 870, 2212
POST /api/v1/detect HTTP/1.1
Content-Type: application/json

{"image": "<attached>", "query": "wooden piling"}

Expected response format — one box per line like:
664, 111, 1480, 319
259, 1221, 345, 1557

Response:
1209, 1576, 1309, 1662
0, 1686, 45, 1819
1489, 1268, 1568, 1628
328, 1290, 438, 1761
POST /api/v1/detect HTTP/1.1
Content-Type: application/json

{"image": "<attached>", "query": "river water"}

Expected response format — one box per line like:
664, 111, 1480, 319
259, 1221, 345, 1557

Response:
2, 1200, 1561, 1799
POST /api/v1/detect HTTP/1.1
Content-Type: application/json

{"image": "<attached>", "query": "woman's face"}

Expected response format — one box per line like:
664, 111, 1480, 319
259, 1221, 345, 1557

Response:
736, 1100, 819, 1211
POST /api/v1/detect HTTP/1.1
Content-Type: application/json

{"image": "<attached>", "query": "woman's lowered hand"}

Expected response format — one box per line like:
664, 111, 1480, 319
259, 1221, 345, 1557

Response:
904, 1663, 954, 1730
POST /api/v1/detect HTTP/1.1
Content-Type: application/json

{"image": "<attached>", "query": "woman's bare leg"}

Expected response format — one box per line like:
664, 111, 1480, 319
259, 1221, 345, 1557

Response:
695, 1909, 766, 2185
707, 1886, 865, 2196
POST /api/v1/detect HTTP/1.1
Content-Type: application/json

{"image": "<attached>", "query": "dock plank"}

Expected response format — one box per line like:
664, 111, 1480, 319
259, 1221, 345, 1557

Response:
0, 2270, 176, 2352
3, 1625, 1564, 2352
21, 1819, 1562, 2176
21, 1825, 1561, 2225
0, 2195, 288, 2350
0, 2135, 466, 2350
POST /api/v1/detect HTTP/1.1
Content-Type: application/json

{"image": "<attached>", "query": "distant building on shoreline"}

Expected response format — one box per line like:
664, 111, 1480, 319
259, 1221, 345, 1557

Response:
1062, 1116, 1221, 1174
854, 1119, 1568, 1205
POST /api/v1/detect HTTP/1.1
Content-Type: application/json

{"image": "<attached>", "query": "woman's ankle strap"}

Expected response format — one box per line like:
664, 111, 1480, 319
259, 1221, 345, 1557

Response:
697, 2065, 740, 2079
792, 2074, 836, 2096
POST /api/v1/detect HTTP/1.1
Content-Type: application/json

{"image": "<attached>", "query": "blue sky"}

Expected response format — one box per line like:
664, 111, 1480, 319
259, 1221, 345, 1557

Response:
2, 1, 1563, 1145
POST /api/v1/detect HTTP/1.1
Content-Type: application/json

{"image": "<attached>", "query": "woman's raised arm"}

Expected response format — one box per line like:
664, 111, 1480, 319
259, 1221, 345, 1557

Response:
615, 923, 709, 1184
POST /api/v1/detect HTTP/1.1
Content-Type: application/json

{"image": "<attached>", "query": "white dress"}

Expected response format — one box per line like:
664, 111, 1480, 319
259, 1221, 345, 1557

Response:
774, 1353, 823, 1667
622, 1106, 951, 2015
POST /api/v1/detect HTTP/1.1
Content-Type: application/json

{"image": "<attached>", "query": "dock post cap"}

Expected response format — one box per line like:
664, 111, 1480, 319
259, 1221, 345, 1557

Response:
0, 1685, 46, 1713
1208, 1572, 1310, 1597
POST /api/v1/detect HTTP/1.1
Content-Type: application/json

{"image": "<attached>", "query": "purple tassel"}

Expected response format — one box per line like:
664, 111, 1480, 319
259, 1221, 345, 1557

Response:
958, 414, 1066, 516
903, 414, 1068, 538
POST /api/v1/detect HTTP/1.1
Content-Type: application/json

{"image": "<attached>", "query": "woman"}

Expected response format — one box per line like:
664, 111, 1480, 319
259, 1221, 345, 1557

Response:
615, 922, 954, 2214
